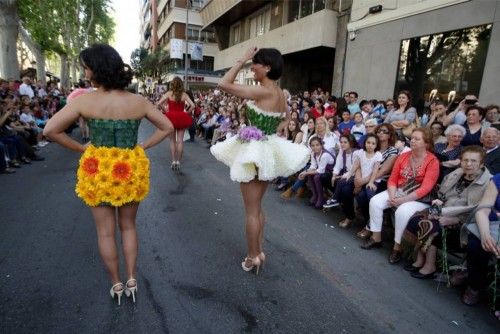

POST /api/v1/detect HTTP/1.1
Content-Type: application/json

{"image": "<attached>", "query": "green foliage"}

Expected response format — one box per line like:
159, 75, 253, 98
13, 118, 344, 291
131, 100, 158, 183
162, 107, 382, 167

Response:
132, 48, 174, 81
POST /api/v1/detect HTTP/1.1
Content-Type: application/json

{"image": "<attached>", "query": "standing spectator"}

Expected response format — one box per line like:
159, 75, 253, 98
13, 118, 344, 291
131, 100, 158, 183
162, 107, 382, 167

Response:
384, 90, 417, 139
481, 127, 500, 174
19, 77, 34, 99
461, 106, 486, 147
347, 91, 361, 116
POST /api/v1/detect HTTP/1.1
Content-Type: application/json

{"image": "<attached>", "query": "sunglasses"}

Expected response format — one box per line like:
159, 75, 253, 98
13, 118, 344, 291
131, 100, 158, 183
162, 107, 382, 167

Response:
377, 129, 389, 134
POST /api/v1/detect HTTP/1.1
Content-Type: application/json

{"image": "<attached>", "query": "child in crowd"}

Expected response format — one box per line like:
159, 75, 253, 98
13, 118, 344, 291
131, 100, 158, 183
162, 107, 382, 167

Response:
350, 112, 366, 143
395, 133, 411, 154
297, 137, 335, 209
323, 134, 358, 208
338, 110, 355, 135
336, 134, 383, 228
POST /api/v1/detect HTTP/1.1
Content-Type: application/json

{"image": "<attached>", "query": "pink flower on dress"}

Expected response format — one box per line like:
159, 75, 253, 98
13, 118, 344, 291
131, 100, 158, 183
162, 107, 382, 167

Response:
238, 126, 266, 142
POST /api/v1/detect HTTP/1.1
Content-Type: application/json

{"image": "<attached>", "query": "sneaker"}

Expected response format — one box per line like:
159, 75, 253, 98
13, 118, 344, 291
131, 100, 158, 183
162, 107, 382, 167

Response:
323, 198, 339, 208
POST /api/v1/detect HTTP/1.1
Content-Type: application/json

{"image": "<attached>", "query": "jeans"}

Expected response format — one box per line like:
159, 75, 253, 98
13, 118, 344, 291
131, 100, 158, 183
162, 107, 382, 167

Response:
337, 179, 355, 219
356, 181, 386, 225
0, 142, 7, 171
467, 234, 494, 291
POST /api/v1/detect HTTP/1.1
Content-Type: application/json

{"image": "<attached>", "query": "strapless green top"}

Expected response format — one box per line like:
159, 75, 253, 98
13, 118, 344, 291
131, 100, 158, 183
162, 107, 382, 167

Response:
88, 119, 140, 148
246, 101, 282, 135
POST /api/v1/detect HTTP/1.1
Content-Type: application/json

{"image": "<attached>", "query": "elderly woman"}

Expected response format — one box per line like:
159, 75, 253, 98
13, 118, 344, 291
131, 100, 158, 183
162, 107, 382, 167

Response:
308, 116, 339, 154
361, 128, 440, 264
461, 173, 500, 320
356, 124, 399, 239
384, 90, 417, 138
404, 146, 491, 279
434, 124, 465, 181
461, 106, 486, 147
483, 104, 499, 127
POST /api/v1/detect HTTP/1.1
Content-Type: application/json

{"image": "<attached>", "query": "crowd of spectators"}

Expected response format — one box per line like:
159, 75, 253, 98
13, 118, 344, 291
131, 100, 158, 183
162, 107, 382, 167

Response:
0, 77, 72, 174
185, 87, 500, 320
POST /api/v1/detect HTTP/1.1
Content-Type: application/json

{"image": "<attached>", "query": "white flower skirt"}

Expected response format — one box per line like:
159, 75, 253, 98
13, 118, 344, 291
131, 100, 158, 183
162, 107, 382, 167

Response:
210, 135, 310, 183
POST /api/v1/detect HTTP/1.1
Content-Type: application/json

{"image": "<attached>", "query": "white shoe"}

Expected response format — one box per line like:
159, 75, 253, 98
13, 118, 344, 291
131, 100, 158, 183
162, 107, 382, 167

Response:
323, 198, 339, 208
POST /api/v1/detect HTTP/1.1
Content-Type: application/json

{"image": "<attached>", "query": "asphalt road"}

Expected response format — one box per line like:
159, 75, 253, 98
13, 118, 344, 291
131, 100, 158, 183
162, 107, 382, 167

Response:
1, 122, 499, 334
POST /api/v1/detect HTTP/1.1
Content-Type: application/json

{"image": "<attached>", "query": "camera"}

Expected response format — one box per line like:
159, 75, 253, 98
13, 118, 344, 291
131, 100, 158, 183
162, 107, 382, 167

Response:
465, 99, 477, 105
428, 204, 441, 216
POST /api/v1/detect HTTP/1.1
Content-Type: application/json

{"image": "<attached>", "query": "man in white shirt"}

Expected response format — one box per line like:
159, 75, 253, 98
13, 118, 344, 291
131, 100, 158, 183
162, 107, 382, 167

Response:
19, 77, 34, 98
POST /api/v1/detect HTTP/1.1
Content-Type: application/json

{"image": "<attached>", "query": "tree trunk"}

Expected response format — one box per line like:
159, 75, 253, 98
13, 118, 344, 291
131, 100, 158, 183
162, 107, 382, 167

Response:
331, 0, 351, 97
71, 58, 77, 85
59, 53, 70, 89
19, 24, 46, 85
0, 0, 20, 79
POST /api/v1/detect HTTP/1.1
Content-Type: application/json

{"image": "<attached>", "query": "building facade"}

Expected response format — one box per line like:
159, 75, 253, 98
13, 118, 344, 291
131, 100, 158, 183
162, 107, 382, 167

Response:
344, 0, 500, 106
200, 0, 338, 93
140, 0, 221, 89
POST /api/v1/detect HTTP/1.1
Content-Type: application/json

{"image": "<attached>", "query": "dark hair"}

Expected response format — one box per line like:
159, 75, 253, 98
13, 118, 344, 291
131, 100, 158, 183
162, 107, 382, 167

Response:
309, 136, 324, 147
349, 91, 358, 98
252, 48, 283, 80
460, 145, 486, 164
465, 105, 485, 119
79, 44, 133, 90
363, 133, 380, 151
374, 123, 396, 146
395, 90, 412, 112
430, 121, 444, 131
340, 133, 357, 149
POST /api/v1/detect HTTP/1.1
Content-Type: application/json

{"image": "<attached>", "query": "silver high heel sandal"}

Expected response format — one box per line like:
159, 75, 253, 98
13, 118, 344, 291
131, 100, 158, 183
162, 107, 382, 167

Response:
241, 256, 262, 275
124, 278, 137, 303
110, 282, 124, 305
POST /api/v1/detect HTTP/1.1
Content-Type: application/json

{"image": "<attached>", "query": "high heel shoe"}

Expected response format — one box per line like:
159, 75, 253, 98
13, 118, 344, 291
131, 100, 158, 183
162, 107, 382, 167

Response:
124, 278, 137, 303
241, 256, 262, 275
110, 282, 124, 305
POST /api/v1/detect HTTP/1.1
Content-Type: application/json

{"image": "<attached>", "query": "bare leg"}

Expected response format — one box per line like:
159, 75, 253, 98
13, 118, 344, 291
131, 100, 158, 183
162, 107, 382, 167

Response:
175, 129, 185, 162
412, 247, 425, 267
91, 206, 121, 285
169, 132, 177, 163
419, 245, 437, 274
257, 183, 268, 253
240, 180, 267, 259
118, 203, 139, 281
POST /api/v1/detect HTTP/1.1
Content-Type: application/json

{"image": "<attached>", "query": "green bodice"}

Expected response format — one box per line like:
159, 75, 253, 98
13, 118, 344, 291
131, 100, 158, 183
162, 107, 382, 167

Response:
246, 102, 282, 135
88, 119, 140, 148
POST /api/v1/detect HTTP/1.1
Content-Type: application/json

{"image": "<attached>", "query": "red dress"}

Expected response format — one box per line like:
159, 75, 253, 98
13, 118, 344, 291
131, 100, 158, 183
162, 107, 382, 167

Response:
164, 99, 193, 129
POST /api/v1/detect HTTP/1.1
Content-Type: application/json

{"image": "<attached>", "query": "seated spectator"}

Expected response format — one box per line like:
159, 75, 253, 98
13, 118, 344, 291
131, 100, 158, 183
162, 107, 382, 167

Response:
310, 99, 323, 119
299, 137, 335, 209
350, 112, 366, 143
461, 106, 486, 147
384, 90, 417, 139
372, 99, 385, 121
361, 128, 440, 264
381, 99, 395, 121
308, 116, 339, 154
20, 105, 48, 147
404, 146, 491, 279
426, 100, 447, 128
323, 97, 336, 118
0, 142, 15, 174
356, 124, 399, 239
429, 121, 447, 145
360, 100, 377, 121
462, 174, 500, 320
347, 91, 361, 116
323, 134, 358, 209
481, 127, 500, 174
357, 118, 377, 149
338, 109, 355, 135
301, 114, 316, 146
337, 134, 383, 228
434, 124, 465, 181
483, 104, 499, 127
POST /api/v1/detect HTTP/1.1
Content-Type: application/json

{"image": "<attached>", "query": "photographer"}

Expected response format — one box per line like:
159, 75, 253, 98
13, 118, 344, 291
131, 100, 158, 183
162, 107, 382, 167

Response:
404, 146, 491, 279
442, 95, 478, 127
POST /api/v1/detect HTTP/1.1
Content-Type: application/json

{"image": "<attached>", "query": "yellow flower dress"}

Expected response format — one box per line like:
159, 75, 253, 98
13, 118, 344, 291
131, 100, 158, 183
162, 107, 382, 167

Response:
75, 119, 150, 207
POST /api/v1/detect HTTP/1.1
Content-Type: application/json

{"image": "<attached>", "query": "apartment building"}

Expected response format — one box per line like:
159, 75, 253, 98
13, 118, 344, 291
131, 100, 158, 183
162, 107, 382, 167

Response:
140, 0, 221, 88
344, 0, 500, 106
199, 0, 338, 93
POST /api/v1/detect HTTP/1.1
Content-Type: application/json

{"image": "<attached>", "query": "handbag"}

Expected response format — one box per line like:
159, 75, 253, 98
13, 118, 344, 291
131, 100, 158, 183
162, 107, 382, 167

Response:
395, 157, 437, 203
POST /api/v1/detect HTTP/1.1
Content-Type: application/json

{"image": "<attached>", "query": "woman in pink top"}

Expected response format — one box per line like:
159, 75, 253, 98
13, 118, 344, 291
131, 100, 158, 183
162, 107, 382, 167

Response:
361, 128, 440, 264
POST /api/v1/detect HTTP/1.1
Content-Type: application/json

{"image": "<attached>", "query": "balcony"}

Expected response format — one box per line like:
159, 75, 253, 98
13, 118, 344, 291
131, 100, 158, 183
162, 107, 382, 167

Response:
200, 0, 271, 29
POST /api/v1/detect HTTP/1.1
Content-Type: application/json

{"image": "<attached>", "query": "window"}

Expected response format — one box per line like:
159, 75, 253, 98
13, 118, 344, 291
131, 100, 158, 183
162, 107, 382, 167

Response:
231, 24, 240, 45
287, 0, 325, 22
191, 0, 204, 9
187, 25, 200, 41
249, 8, 270, 38
395, 24, 492, 105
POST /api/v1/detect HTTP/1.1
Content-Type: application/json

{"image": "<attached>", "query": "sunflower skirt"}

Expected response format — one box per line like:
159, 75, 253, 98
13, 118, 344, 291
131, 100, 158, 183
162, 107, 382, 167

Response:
76, 145, 150, 207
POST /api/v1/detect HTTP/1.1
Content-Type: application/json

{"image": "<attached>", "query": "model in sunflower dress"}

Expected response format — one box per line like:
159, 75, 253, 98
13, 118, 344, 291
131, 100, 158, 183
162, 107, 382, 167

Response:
44, 44, 174, 305
211, 47, 310, 274
157, 77, 195, 171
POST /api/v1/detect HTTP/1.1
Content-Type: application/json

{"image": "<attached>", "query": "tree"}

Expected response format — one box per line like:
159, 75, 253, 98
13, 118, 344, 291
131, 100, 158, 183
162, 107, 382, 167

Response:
130, 47, 149, 81
0, 0, 20, 79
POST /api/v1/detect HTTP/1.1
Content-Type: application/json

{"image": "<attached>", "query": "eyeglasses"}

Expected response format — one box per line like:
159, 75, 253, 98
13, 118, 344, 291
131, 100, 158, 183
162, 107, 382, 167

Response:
377, 129, 389, 134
